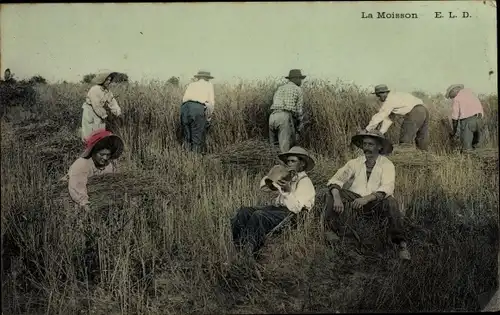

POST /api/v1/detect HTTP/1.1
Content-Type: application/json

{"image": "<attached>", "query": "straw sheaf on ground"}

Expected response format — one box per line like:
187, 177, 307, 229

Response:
1, 80, 498, 314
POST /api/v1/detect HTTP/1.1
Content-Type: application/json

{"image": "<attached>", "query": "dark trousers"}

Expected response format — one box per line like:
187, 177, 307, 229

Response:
399, 104, 429, 151
323, 188, 406, 244
459, 114, 483, 151
180, 101, 207, 153
231, 205, 290, 254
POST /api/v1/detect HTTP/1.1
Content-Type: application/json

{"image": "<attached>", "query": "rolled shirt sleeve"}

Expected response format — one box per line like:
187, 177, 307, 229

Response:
365, 102, 394, 132
107, 92, 121, 116
379, 117, 393, 134
327, 161, 355, 189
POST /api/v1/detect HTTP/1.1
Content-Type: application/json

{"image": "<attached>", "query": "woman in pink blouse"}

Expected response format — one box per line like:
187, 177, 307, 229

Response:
61, 129, 124, 212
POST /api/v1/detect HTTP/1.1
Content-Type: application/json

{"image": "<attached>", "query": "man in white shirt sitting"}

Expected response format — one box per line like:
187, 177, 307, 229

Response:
180, 70, 215, 153
231, 146, 316, 258
323, 130, 411, 260
364, 84, 429, 151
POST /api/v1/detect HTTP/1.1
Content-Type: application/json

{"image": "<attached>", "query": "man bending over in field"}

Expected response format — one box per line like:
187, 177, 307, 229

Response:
269, 69, 307, 153
323, 130, 411, 260
364, 84, 429, 151
61, 129, 124, 212
181, 70, 215, 154
445, 84, 485, 152
231, 146, 316, 258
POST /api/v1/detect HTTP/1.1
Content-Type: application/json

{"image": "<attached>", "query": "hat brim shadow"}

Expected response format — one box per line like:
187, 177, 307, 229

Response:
278, 153, 315, 172
286, 76, 306, 80
81, 135, 125, 159
351, 134, 393, 155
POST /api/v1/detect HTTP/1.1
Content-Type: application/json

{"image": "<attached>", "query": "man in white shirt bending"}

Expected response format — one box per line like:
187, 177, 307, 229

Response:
181, 70, 215, 153
231, 146, 316, 259
323, 130, 411, 260
364, 84, 429, 151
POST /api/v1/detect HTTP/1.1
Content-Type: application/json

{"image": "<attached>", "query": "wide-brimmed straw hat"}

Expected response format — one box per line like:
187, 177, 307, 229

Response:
371, 84, 390, 94
445, 84, 464, 99
194, 70, 214, 79
81, 128, 124, 159
285, 69, 306, 80
91, 71, 117, 85
351, 130, 393, 155
278, 146, 315, 172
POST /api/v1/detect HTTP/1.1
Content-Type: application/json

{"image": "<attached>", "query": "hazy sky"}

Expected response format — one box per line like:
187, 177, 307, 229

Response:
1, 1, 497, 93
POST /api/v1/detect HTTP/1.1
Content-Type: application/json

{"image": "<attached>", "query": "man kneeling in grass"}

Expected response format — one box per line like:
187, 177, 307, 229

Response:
323, 130, 411, 260
231, 146, 316, 258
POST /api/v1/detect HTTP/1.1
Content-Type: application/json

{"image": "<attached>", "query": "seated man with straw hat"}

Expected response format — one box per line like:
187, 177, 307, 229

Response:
81, 71, 122, 141
323, 130, 410, 260
231, 146, 316, 258
61, 128, 124, 212
364, 84, 429, 151
445, 84, 485, 152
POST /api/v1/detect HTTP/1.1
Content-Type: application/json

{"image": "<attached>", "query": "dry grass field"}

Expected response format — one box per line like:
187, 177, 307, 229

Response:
1, 79, 498, 314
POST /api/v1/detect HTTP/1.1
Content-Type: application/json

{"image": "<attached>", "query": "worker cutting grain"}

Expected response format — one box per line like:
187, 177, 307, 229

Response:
61, 128, 124, 212
323, 130, 411, 260
269, 69, 307, 152
180, 70, 215, 153
81, 72, 122, 141
364, 84, 430, 151
445, 84, 485, 152
231, 146, 316, 258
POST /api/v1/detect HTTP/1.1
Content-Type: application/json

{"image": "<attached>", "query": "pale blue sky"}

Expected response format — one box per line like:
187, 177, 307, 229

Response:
1, 1, 497, 94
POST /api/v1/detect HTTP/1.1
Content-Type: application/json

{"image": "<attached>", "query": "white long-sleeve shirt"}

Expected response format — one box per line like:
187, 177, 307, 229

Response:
327, 155, 395, 198
81, 85, 121, 140
182, 79, 215, 121
365, 91, 424, 134
259, 171, 316, 214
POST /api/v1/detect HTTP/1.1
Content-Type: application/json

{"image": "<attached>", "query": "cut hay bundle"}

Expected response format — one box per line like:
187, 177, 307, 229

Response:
209, 140, 281, 174
49, 172, 173, 210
